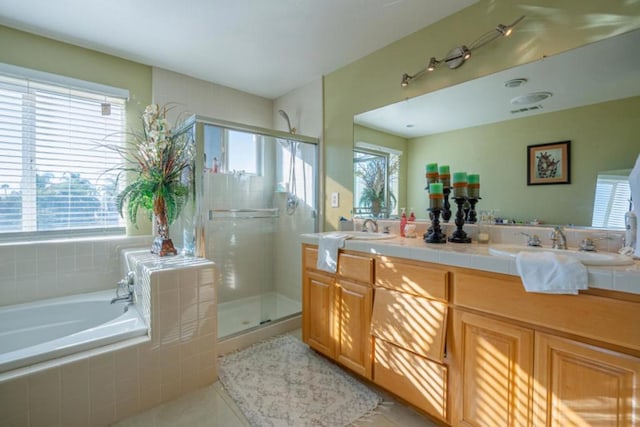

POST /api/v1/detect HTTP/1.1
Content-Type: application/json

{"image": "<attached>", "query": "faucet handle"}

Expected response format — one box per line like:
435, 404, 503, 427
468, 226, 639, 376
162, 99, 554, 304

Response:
520, 232, 542, 247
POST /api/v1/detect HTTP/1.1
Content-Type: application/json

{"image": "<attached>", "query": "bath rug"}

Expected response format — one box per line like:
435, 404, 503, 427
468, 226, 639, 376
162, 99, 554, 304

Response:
218, 334, 383, 426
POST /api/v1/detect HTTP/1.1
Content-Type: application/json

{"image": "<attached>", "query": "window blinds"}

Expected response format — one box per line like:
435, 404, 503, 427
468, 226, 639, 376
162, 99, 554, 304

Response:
0, 69, 127, 237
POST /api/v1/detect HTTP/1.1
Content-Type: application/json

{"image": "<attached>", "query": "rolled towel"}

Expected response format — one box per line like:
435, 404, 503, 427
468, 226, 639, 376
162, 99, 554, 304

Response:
515, 251, 588, 294
316, 233, 351, 273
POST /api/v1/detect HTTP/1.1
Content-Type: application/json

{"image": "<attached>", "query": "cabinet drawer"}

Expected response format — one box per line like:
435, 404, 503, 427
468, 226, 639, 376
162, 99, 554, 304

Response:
453, 270, 640, 352
374, 338, 448, 422
371, 288, 447, 362
376, 257, 448, 302
303, 245, 319, 270
338, 253, 374, 284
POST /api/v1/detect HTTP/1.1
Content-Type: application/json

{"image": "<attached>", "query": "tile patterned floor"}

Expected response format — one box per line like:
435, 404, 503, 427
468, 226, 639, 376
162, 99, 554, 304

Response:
114, 331, 438, 427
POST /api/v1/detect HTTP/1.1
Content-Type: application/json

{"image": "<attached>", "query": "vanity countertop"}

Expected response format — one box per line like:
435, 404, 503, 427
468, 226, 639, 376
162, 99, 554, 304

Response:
301, 233, 640, 295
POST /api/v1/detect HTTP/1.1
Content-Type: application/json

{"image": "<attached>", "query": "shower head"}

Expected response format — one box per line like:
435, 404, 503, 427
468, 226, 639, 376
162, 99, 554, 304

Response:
278, 109, 296, 134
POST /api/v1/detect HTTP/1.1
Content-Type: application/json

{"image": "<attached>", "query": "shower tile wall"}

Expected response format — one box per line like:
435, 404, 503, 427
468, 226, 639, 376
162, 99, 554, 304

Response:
204, 173, 276, 304
0, 236, 151, 307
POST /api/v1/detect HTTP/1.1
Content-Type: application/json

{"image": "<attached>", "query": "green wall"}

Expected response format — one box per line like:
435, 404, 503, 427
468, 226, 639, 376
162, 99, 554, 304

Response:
407, 96, 640, 226
323, 0, 640, 230
0, 25, 153, 234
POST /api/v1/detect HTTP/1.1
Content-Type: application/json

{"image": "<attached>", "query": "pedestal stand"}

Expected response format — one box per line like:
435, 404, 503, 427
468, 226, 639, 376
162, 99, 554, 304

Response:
424, 208, 446, 244
467, 197, 481, 224
442, 188, 452, 223
448, 197, 471, 243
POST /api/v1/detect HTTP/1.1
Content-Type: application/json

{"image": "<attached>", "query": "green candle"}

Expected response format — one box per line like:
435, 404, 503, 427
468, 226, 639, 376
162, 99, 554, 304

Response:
452, 172, 467, 183
438, 165, 450, 174
426, 163, 438, 173
438, 165, 451, 188
468, 174, 480, 198
452, 172, 468, 198
429, 182, 443, 194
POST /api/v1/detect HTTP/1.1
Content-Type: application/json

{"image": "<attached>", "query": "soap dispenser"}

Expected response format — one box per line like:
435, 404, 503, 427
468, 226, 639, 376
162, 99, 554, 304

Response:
625, 200, 637, 250
408, 208, 416, 222
400, 208, 407, 237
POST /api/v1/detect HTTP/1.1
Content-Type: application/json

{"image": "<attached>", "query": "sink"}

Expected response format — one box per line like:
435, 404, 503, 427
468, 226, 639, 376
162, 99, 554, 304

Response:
346, 231, 396, 240
488, 244, 634, 266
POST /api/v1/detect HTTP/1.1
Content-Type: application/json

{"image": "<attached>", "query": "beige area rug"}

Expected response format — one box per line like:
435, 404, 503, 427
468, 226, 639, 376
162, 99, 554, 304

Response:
218, 335, 383, 426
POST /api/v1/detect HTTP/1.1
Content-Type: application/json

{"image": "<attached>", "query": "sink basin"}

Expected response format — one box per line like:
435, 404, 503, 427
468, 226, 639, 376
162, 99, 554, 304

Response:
488, 244, 634, 266
347, 231, 396, 240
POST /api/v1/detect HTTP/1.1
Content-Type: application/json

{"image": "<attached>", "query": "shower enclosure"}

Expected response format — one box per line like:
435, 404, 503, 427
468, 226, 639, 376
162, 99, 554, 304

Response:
179, 116, 319, 339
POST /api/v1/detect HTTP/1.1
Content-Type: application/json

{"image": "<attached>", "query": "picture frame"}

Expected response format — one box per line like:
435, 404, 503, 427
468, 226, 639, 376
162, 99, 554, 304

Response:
527, 140, 570, 185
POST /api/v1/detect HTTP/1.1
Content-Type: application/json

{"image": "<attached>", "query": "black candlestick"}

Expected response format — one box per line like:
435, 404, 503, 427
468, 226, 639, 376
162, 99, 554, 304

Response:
467, 197, 481, 223
424, 207, 446, 244
448, 197, 471, 243
442, 188, 452, 222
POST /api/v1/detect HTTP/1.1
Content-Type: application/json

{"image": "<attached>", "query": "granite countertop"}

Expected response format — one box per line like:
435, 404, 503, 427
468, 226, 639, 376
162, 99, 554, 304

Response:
301, 233, 640, 295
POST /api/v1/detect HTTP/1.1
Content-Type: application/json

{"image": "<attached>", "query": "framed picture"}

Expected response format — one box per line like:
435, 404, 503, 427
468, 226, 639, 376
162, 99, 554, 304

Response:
527, 140, 570, 185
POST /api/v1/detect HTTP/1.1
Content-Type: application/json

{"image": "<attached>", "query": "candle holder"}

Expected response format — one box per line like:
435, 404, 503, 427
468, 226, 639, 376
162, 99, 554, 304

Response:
466, 197, 481, 223
449, 197, 471, 243
442, 187, 452, 222
424, 208, 446, 243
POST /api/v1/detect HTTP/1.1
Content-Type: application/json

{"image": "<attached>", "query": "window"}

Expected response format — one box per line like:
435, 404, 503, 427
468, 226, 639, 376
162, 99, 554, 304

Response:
353, 146, 399, 218
0, 64, 128, 239
591, 170, 631, 229
203, 125, 262, 175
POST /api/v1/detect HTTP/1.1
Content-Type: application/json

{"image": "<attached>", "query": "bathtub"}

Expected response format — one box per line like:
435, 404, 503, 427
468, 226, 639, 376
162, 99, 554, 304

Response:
0, 289, 148, 373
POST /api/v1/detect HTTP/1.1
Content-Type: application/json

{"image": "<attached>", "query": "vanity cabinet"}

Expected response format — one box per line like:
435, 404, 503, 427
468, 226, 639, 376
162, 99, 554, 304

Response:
451, 269, 640, 427
302, 244, 374, 378
371, 256, 450, 423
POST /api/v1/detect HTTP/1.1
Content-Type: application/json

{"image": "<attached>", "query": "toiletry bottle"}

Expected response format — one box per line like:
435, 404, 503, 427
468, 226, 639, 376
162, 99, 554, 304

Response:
409, 208, 416, 222
400, 208, 407, 237
625, 201, 637, 249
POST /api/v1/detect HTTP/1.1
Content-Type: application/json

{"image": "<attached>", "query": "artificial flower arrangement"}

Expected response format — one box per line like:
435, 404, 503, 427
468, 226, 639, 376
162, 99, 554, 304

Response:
115, 104, 194, 256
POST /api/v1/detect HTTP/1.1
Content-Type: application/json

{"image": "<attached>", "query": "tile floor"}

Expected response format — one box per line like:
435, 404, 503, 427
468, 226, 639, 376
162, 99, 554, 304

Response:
114, 331, 438, 427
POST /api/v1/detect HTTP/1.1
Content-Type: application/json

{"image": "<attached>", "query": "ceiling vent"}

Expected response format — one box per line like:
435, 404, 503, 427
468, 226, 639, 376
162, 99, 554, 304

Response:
504, 78, 528, 88
510, 91, 553, 105
510, 105, 543, 114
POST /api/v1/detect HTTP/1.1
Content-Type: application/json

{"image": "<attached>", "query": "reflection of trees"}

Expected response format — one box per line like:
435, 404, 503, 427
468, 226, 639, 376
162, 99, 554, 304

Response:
355, 156, 398, 217
0, 172, 120, 231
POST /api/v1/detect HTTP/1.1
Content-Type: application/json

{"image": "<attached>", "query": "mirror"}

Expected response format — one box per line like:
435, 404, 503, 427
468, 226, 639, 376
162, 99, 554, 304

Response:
353, 29, 640, 228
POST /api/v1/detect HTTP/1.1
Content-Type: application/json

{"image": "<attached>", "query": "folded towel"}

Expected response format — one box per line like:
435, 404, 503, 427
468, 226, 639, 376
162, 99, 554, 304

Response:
629, 153, 640, 257
515, 251, 588, 295
317, 233, 351, 273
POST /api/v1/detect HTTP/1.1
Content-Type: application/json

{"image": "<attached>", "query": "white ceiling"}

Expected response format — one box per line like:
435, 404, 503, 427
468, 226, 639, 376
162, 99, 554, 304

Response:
355, 28, 640, 138
0, 0, 478, 99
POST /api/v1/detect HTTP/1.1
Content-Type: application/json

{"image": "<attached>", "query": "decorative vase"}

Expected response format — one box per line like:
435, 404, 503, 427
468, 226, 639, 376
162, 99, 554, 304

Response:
151, 195, 178, 256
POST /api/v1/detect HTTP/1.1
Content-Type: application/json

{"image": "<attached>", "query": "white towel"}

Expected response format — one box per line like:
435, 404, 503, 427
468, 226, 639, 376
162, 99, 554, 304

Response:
629, 153, 640, 257
515, 251, 588, 295
316, 233, 351, 273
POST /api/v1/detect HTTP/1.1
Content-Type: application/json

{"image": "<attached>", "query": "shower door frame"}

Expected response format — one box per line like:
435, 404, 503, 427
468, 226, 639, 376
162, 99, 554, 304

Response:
188, 114, 320, 338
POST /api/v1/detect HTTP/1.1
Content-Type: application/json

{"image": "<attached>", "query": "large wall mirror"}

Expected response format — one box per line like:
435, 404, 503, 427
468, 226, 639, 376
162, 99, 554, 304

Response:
353, 28, 640, 229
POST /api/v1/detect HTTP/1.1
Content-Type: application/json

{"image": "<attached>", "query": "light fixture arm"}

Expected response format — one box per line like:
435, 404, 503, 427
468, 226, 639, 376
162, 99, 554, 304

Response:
400, 15, 525, 87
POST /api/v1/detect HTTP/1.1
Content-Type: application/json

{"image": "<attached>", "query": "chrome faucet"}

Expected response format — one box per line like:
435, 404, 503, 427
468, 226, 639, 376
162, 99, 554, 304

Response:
111, 271, 135, 304
550, 226, 567, 250
519, 232, 542, 247
362, 218, 378, 233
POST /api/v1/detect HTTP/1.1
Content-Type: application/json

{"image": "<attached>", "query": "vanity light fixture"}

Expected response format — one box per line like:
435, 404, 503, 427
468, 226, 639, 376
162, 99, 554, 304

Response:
401, 15, 525, 87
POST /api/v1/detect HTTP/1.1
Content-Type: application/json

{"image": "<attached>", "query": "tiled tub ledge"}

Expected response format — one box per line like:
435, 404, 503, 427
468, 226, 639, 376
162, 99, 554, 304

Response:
0, 250, 217, 427
301, 233, 640, 295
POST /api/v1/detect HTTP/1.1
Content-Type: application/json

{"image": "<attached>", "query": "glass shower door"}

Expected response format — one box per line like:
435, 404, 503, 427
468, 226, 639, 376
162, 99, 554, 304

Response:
197, 120, 318, 339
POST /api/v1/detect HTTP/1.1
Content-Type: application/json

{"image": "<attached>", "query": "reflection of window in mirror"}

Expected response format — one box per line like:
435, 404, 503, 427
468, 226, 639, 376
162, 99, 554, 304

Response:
592, 169, 631, 228
353, 143, 400, 218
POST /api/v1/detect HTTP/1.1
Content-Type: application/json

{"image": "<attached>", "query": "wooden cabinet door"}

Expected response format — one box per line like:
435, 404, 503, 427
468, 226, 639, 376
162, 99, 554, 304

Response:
452, 310, 534, 427
335, 279, 373, 378
533, 332, 640, 427
303, 271, 334, 358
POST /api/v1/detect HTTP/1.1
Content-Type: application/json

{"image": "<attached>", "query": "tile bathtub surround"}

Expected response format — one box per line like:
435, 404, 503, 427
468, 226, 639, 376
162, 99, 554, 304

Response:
0, 253, 217, 427
0, 235, 151, 307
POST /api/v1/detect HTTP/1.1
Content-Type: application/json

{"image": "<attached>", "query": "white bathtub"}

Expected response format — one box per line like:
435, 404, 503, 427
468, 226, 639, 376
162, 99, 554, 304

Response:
0, 290, 148, 373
